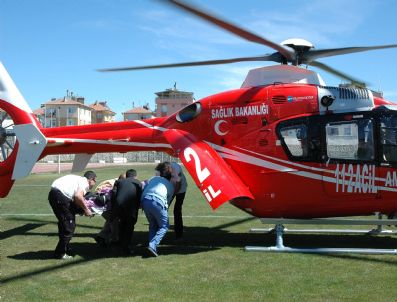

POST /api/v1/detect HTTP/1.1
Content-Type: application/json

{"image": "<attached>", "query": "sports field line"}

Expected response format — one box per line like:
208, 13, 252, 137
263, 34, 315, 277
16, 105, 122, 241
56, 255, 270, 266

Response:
14, 185, 49, 187
0, 213, 249, 218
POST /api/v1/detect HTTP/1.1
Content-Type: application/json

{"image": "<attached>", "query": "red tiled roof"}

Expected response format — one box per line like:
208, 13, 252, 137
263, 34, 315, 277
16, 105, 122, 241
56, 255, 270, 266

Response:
43, 98, 92, 110
33, 108, 45, 115
89, 101, 115, 115
123, 107, 153, 114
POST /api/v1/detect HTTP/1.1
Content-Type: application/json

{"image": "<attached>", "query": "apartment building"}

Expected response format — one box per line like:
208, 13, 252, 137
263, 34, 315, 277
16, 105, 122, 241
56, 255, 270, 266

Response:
155, 84, 194, 117
41, 97, 92, 127
89, 101, 116, 124
123, 106, 154, 121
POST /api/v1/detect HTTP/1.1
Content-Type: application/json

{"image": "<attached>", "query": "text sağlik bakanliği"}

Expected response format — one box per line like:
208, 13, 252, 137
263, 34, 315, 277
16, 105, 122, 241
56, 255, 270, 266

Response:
211, 104, 269, 119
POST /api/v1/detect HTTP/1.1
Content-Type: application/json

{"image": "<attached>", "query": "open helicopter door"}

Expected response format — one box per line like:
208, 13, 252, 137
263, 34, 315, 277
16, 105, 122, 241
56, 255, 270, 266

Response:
316, 86, 380, 203
164, 129, 254, 209
376, 105, 397, 213
321, 113, 379, 195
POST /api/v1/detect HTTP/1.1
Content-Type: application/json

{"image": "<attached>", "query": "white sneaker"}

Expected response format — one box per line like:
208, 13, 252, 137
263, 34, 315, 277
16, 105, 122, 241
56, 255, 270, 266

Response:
58, 253, 73, 260
147, 247, 158, 257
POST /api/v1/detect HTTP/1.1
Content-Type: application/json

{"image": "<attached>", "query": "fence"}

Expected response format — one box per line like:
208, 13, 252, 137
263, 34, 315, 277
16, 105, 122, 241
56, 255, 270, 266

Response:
40, 151, 177, 164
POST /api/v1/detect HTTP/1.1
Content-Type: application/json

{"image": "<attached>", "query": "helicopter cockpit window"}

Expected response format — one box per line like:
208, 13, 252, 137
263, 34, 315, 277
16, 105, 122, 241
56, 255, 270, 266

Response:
279, 124, 308, 157
176, 102, 202, 123
380, 115, 397, 163
325, 119, 374, 161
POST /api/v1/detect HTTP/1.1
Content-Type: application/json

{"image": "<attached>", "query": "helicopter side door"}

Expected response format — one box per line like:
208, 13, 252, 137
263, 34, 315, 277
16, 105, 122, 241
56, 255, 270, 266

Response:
377, 111, 397, 204
320, 113, 379, 200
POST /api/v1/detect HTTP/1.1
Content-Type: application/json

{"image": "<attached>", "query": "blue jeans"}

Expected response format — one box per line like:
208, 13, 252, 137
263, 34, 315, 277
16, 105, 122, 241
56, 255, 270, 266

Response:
142, 196, 169, 252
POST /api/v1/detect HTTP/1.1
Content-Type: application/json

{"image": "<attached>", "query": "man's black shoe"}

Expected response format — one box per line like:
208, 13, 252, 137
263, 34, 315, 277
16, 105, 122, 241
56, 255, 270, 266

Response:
94, 236, 107, 247
122, 246, 135, 256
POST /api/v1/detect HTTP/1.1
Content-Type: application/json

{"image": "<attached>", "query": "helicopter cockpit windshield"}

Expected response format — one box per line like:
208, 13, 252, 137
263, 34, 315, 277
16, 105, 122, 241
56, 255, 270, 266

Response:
277, 107, 397, 167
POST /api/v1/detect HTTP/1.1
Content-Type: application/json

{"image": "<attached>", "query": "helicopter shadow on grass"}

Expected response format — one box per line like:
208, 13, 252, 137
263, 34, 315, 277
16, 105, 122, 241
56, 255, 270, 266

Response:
2, 232, 220, 285
5, 226, 228, 262
7, 226, 397, 267
3, 218, 397, 285
4, 216, 105, 231
1, 222, 47, 240
5, 217, 258, 264
5, 216, 397, 263
1, 215, 101, 239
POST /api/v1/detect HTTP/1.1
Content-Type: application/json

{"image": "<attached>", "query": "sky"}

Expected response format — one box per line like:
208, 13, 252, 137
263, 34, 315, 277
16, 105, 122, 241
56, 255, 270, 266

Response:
1, 0, 396, 120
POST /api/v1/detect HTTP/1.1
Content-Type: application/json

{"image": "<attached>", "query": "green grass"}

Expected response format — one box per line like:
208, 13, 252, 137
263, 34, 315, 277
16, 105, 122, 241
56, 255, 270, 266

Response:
1, 164, 397, 301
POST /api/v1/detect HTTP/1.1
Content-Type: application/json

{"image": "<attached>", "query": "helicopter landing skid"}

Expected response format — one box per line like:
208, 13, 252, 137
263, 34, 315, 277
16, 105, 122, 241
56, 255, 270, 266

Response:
245, 217, 397, 255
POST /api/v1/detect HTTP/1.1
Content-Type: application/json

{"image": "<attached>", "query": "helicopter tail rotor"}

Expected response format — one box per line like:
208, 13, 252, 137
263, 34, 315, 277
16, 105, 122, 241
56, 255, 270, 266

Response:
0, 62, 47, 197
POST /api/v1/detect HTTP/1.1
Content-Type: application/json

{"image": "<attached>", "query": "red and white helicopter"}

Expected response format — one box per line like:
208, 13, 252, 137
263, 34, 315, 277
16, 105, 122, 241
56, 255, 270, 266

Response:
1, 0, 397, 252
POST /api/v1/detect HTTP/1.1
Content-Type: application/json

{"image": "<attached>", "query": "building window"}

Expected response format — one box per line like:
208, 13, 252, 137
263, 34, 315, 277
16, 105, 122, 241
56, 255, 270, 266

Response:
68, 107, 76, 115
161, 104, 167, 113
47, 108, 56, 117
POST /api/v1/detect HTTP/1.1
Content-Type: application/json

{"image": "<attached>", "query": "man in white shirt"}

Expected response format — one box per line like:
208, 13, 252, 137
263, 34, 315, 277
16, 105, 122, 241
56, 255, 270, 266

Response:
48, 171, 96, 259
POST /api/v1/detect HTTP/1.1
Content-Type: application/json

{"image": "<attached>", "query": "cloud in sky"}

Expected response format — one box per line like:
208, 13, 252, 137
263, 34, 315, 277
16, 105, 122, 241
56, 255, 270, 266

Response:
132, 0, 379, 67
247, 0, 374, 46
136, 6, 244, 44
2, 0, 395, 113
215, 64, 264, 90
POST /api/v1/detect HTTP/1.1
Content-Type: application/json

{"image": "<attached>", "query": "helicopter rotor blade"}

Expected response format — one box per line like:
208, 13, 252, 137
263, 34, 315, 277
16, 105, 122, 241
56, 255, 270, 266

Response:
164, 0, 294, 61
306, 44, 397, 61
98, 54, 280, 72
309, 60, 366, 87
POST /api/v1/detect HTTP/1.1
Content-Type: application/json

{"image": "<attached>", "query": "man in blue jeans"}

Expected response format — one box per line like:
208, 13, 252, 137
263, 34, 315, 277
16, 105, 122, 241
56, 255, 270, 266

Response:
141, 162, 174, 257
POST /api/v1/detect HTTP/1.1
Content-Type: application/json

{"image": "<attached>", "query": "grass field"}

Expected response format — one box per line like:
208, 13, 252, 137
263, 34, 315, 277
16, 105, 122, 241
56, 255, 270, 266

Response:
1, 164, 397, 301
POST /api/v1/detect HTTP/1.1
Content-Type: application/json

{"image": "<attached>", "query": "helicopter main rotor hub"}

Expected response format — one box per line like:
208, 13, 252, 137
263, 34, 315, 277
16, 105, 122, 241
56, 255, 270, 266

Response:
281, 38, 314, 65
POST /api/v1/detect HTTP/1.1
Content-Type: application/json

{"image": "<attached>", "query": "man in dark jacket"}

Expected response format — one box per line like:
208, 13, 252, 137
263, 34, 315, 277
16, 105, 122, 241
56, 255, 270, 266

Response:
111, 169, 142, 254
